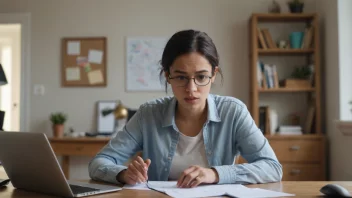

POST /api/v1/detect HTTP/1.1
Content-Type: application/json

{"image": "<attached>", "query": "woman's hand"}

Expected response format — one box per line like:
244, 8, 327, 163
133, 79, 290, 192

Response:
117, 156, 151, 185
177, 165, 219, 188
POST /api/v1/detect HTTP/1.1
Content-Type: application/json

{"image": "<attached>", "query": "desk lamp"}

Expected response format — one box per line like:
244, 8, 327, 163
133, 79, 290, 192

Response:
101, 100, 128, 132
0, 64, 8, 131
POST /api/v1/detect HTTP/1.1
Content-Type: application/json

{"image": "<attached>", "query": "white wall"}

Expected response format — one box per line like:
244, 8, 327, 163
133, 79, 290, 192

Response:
317, 0, 352, 180
0, 0, 319, 179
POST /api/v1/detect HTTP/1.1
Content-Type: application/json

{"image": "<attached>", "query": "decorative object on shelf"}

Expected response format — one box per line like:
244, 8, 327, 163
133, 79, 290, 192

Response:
278, 40, 288, 49
289, 31, 304, 49
281, 79, 311, 88
50, 112, 67, 138
288, 113, 300, 125
287, 0, 304, 13
282, 65, 313, 88
291, 65, 312, 79
268, 0, 281, 13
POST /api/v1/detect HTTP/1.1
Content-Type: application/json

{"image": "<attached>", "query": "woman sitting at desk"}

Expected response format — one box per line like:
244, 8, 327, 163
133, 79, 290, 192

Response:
88, 29, 282, 188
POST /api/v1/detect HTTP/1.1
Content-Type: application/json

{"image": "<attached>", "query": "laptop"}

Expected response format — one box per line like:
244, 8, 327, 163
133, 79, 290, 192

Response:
0, 132, 121, 197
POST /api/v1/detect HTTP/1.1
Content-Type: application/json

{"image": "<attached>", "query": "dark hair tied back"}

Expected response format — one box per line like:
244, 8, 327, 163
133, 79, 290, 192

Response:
159, 29, 223, 92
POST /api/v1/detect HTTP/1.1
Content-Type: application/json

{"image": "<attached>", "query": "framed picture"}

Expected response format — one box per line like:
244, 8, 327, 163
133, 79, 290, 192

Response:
126, 37, 168, 91
96, 101, 116, 134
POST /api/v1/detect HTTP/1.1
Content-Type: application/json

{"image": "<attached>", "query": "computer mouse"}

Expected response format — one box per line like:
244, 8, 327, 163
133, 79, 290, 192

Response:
320, 184, 352, 197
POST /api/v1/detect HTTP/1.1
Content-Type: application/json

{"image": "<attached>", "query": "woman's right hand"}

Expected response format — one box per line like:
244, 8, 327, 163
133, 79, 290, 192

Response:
117, 156, 151, 185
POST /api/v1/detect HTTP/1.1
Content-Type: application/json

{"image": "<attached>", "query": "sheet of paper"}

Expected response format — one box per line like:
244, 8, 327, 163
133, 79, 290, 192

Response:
148, 182, 244, 198
123, 182, 150, 190
225, 187, 295, 198
146, 181, 295, 198
67, 41, 80, 55
65, 67, 80, 81
88, 49, 103, 64
87, 69, 104, 84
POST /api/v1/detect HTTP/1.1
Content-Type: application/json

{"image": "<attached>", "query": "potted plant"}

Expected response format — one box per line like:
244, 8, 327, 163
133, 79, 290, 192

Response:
288, 0, 304, 13
282, 66, 312, 88
50, 112, 67, 138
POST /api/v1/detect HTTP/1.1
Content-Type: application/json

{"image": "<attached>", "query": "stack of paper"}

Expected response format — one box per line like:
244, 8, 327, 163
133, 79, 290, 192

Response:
123, 181, 295, 198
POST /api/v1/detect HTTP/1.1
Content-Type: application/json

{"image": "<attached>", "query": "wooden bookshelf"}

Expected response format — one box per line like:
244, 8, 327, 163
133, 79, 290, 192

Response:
258, 87, 315, 92
258, 48, 314, 55
253, 13, 316, 22
248, 13, 325, 181
250, 13, 321, 135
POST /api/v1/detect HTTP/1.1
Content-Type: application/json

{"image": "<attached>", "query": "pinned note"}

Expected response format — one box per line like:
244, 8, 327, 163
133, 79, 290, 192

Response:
67, 41, 80, 55
76, 56, 88, 67
84, 63, 91, 72
88, 49, 103, 64
65, 67, 80, 81
88, 70, 104, 84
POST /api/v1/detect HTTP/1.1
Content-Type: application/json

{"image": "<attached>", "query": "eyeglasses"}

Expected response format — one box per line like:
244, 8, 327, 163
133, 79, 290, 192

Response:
168, 74, 213, 87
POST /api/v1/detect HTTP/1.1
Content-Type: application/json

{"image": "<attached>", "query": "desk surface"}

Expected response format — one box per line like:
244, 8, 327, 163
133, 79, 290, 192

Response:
1, 181, 352, 197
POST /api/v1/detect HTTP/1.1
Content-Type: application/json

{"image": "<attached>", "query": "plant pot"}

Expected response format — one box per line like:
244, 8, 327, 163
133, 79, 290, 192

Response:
289, 4, 304, 13
53, 124, 64, 138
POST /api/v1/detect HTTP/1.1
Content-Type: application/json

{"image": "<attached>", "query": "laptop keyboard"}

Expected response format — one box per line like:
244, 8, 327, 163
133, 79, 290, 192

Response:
69, 184, 99, 194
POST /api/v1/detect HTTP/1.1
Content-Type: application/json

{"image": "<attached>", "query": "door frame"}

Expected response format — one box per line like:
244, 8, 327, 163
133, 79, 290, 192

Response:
0, 13, 31, 131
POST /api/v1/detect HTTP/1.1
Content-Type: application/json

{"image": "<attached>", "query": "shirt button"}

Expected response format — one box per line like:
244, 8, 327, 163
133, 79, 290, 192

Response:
164, 168, 167, 172
208, 151, 212, 155
168, 157, 171, 160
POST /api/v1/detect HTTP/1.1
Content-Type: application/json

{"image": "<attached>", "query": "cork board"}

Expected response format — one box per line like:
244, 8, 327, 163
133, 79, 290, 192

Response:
61, 37, 107, 87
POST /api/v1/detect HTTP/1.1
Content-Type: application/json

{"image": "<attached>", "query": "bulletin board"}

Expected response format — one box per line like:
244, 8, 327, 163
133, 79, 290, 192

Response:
61, 37, 107, 87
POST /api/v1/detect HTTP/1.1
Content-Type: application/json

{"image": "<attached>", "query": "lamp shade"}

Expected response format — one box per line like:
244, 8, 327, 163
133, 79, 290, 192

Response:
0, 64, 7, 86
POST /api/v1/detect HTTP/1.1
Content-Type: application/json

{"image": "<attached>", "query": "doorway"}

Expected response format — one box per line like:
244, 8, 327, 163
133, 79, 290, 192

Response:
0, 24, 21, 131
0, 13, 31, 132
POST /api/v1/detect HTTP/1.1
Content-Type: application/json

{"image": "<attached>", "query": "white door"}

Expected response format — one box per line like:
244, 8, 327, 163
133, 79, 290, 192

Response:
0, 24, 21, 131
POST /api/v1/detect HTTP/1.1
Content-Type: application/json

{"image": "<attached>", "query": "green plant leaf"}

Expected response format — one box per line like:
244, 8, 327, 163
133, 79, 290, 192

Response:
50, 112, 67, 125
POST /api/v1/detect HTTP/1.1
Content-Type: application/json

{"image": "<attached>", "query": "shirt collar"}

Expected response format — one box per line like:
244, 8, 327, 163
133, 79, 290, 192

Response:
162, 94, 221, 127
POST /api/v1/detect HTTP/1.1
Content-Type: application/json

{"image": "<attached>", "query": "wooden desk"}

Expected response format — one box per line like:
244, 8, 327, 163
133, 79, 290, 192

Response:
1, 181, 352, 197
49, 137, 110, 179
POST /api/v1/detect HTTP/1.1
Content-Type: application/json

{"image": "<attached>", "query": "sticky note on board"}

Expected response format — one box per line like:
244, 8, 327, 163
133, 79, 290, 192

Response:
65, 67, 80, 81
88, 70, 104, 84
67, 41, 80, 55
84, 63, 91, 72
76, 56, 88, 67
88, 49, 103, 64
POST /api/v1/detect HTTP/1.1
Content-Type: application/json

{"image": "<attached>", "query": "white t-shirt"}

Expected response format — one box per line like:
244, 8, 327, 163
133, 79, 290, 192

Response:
168, 130, 209, 180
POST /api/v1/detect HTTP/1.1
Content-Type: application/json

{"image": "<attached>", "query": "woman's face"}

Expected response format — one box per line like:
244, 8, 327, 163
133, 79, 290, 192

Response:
166, 52, 218, 111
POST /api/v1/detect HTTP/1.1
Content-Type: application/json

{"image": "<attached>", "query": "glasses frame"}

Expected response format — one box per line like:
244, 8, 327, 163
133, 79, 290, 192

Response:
168, 74, 213, 87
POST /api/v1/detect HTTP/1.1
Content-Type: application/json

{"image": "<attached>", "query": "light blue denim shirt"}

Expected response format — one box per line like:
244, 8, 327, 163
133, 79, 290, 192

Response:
88, 94, 282, 185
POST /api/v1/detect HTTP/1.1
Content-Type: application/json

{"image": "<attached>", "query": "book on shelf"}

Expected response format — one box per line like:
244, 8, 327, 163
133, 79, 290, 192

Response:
301, 26, 314, 49
278, 125, 303, 135
304, 100, 316, 134
259, 106, 278, 135
257, 28, 277, 49
257, 61, 279, 89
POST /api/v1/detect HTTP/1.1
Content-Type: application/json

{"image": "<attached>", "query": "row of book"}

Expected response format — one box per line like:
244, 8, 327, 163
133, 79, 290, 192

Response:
257, 28, 276, 49
257, 26, 314, 49
257, 61, 279, 89
259, 105, 315, 135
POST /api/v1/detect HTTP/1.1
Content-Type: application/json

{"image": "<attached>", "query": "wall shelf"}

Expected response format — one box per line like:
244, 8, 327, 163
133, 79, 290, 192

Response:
258, 49, 314, 55
258, 88, 315, 92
